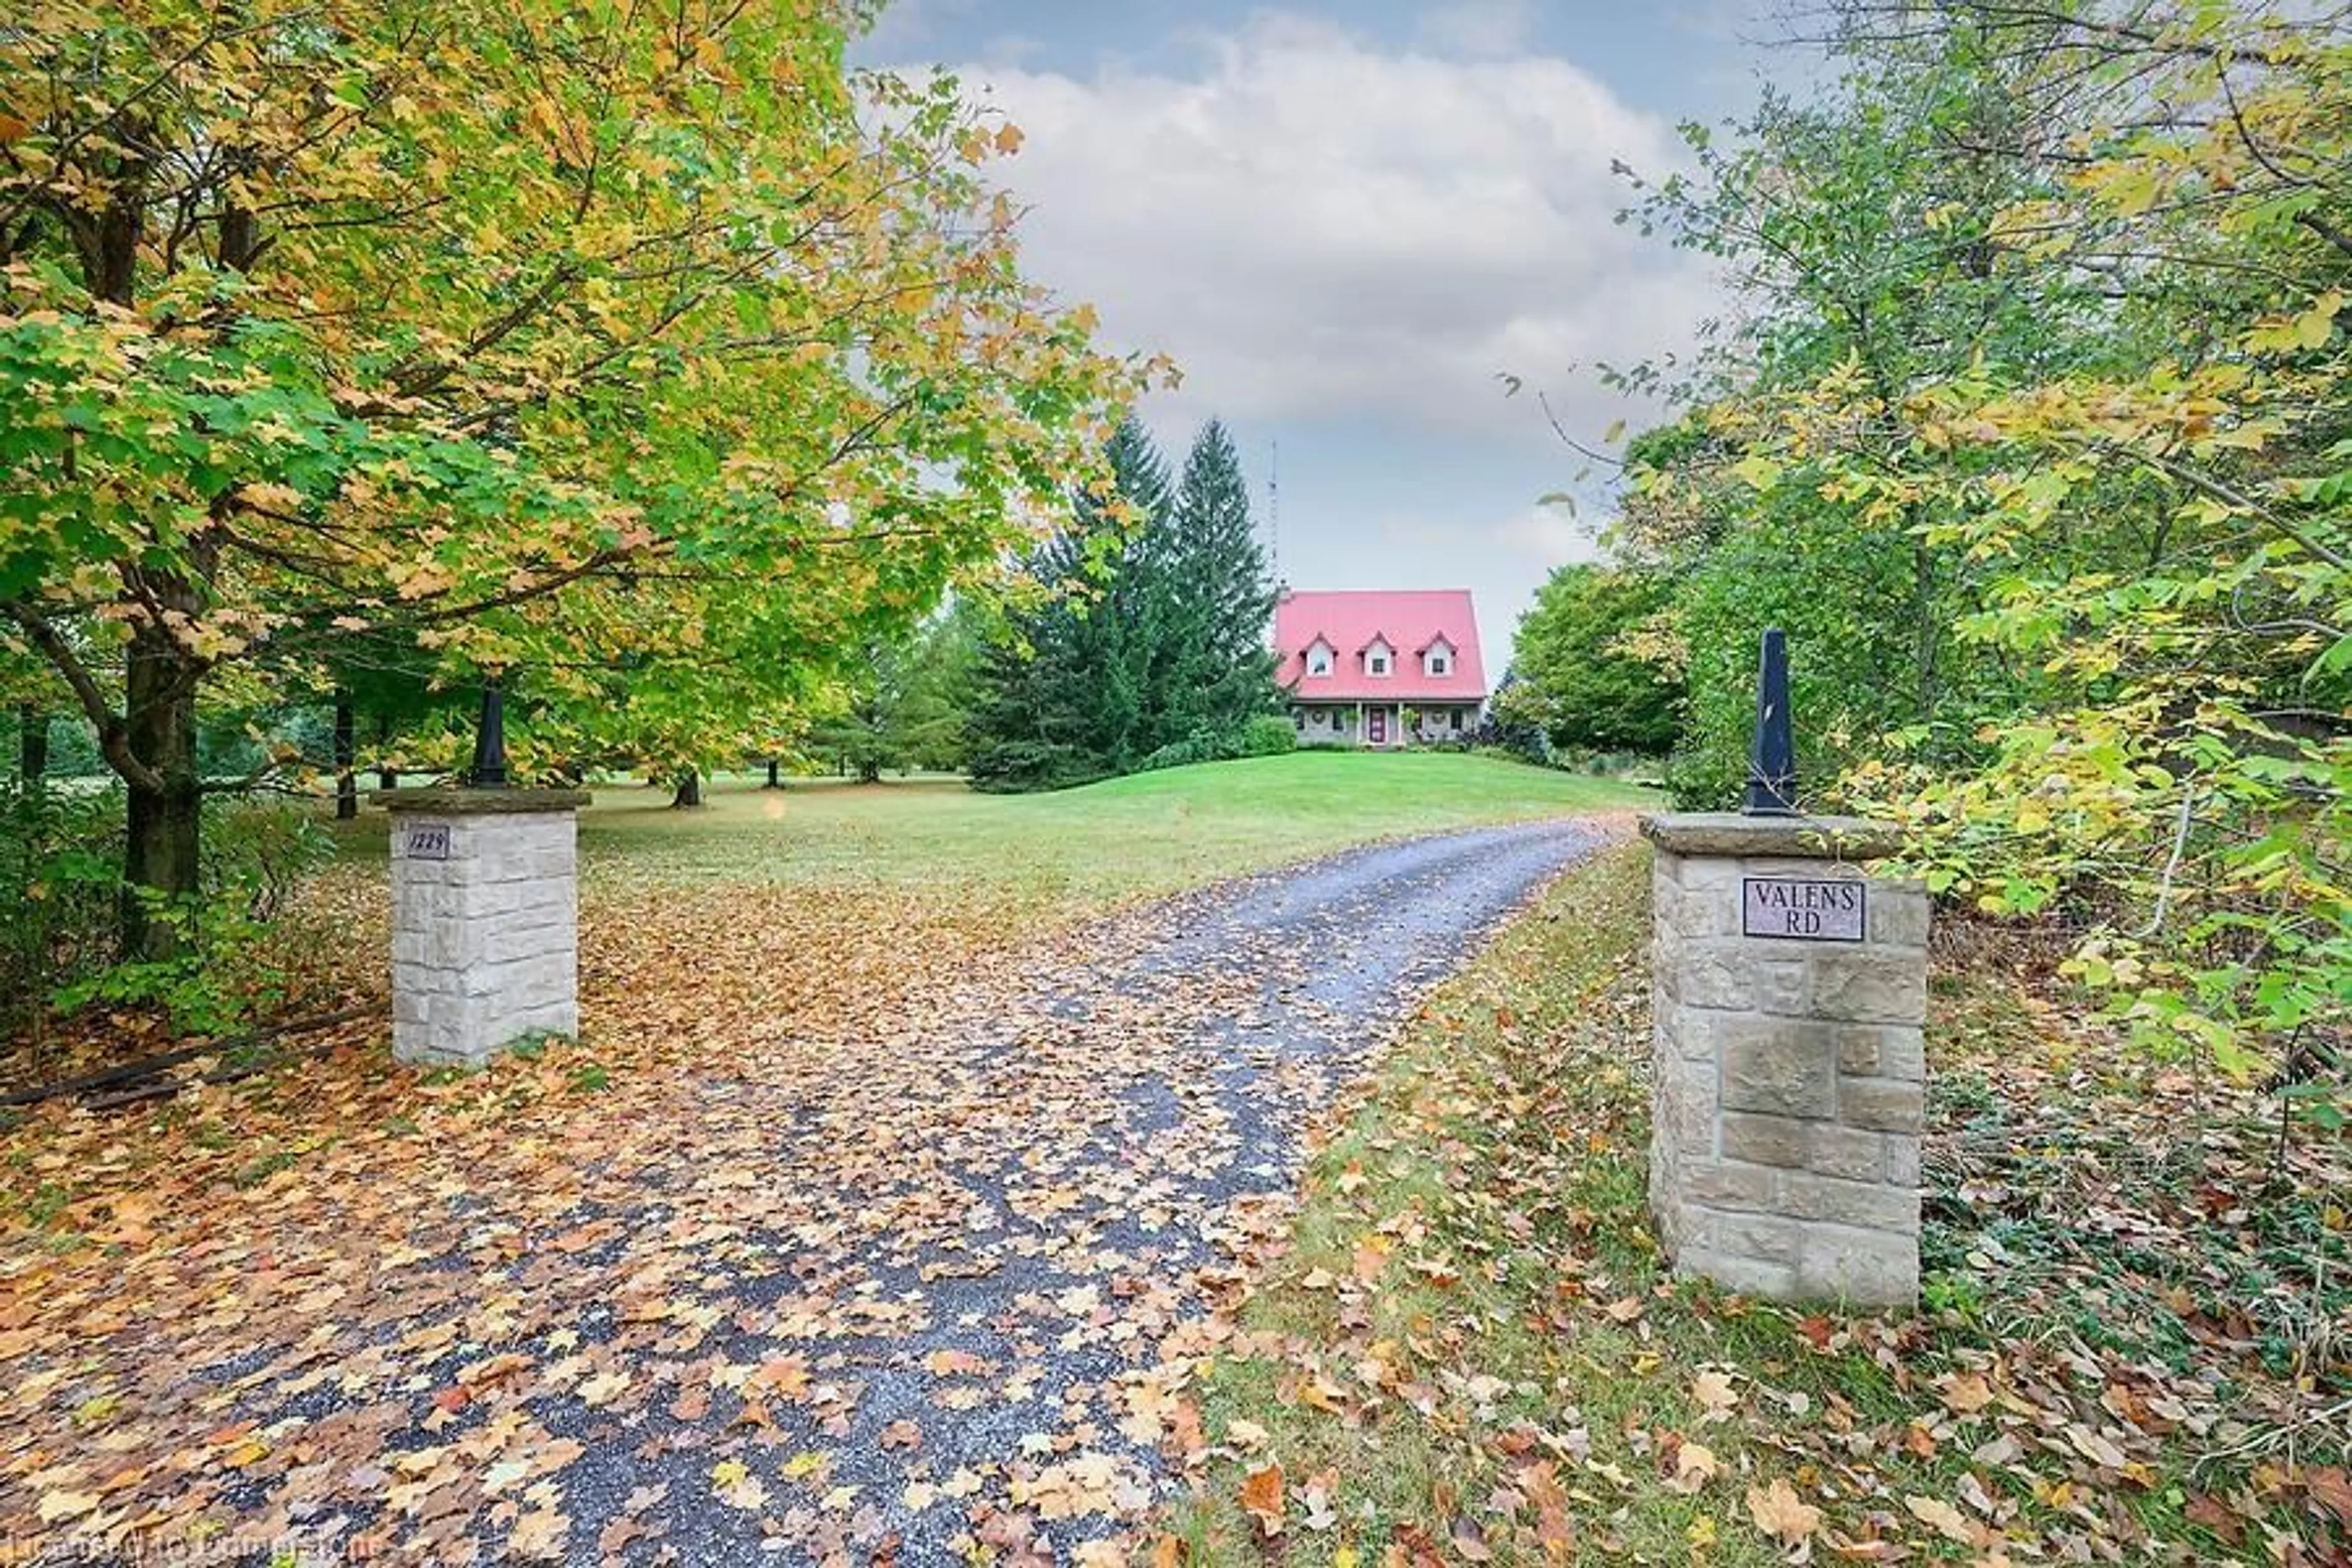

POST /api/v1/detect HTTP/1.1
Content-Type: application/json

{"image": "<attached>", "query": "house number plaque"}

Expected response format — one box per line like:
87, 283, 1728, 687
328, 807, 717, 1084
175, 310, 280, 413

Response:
1742, 876, 1864, 941
403, 821, 453, 861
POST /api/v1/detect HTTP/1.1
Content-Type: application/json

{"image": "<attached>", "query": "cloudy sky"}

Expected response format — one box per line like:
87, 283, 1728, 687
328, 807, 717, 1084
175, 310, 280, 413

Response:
860, 1, 1793, 665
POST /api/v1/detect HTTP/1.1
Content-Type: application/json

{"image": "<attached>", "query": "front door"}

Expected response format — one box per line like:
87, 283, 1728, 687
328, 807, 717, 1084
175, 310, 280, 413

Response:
1368, 706, 1388, 745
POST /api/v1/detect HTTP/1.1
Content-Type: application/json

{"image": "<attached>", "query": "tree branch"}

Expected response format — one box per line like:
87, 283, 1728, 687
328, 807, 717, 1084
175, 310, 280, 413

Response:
0, 601, 161, 792
2111, 445, 2351, 574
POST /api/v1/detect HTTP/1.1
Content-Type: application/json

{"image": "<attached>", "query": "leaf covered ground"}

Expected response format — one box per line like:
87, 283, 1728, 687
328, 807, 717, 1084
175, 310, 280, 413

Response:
4, 805, 2340, 1566
0, 802, 1616, 1564
1164, 846, 2349, 1566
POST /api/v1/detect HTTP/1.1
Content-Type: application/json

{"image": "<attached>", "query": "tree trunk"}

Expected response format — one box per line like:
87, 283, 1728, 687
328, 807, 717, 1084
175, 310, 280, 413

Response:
764, 758, 781, 790
858, 756, 882, 784
17, 704, 45, 785
376, 713, 398, 790
333, 693, 357, 820
121, 631, 203, 960
670, 768, 702, 809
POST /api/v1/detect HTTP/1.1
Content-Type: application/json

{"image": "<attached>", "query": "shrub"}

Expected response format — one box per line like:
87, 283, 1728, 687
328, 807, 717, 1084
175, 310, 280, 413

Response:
205, 795, 334, 920
1136, 717, 1297, 774
0, 788, 334, 1047
0, 782, 127, 1043
1136, 735, 1220, 774
1234, 715, 1297, 758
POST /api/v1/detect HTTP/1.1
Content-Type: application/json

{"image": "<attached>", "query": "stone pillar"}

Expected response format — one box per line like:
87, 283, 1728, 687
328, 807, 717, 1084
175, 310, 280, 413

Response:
379, 788, 590, 1068
1643, 812, 1929, 1307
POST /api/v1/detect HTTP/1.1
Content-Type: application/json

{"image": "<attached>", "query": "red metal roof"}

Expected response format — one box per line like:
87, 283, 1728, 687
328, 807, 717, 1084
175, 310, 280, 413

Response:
1273, 589, 1487, 701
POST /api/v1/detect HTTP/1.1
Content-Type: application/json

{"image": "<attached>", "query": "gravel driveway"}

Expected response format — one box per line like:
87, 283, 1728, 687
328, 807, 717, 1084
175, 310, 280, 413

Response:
16, 817, 1617, 1566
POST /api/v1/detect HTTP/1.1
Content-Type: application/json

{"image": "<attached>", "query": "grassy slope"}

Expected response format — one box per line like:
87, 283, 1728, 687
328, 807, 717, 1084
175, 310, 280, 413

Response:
1165, 844, 2346, 1565
518, 752, 1650, 910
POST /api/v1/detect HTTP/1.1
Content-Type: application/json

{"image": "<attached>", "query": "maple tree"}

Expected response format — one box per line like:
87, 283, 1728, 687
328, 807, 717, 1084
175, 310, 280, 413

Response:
0, 0, 1147, 956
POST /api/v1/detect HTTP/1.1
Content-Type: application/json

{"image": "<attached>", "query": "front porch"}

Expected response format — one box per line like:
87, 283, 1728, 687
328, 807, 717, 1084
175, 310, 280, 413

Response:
1290, 702, 1479, 749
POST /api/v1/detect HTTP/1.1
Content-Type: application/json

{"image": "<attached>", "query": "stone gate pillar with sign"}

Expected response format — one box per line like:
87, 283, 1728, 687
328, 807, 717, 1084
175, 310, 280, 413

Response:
1641, 631, 1930, 1306
380, 788, 589, 1067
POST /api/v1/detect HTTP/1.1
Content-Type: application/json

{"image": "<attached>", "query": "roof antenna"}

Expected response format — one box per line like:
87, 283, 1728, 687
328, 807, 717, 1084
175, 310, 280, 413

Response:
1267, 439, 1282, 586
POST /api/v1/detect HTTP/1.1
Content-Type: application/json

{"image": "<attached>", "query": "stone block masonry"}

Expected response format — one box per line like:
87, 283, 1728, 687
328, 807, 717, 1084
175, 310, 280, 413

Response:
380, 788, 590, 1068
1643, 812, 1928, 1307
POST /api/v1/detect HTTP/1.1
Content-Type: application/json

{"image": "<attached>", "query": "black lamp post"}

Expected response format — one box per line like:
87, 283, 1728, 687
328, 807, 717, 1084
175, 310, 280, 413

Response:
469, 676, 510, 789
1742, 627, 1798, 816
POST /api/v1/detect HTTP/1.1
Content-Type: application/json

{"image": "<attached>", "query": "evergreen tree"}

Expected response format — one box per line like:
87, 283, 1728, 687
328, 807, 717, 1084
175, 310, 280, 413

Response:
1152, 421, 1280, 747
1084, 417, 1177, 765
968, 415, 1281, 790
969, 417, 1172, 790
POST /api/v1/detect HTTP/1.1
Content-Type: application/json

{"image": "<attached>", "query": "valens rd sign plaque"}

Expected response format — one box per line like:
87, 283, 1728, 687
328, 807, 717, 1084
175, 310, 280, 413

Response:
1742, 876, 1864, 941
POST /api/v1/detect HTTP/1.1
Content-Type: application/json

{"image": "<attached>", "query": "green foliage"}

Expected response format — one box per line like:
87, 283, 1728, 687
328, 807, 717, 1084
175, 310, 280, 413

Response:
1133, 715, 1297, 775
1659, 480, 1929, 807
1509, 564, 1683, 758
204, 796, 335, 923
811, 611, 983, 781
0, 0, 1144, 957
1479, 672, 1553, 765
970, 417, 1283, 791
1151, 420, 1283, 742
1235, 715, 1299, 758
966, 741, 1114, 795
1, 789, 331, 1040
12, 711, 101, 778
1608, 1, 2351, 1091
0, 784, 124, 1040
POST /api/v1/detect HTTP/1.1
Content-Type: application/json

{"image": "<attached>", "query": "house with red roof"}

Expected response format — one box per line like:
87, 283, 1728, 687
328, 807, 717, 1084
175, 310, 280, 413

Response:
1272, 588, 1488, 749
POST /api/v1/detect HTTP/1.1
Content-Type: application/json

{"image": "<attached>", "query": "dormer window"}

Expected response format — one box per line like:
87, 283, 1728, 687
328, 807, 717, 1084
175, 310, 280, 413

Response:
1424, 638, 1455, 677
1305, 638, 1334, 676
1363, 636, 1394, 677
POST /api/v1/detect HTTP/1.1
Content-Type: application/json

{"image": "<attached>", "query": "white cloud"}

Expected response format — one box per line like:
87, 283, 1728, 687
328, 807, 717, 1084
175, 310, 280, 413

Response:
1415, 0, 1537, 59
916, 13, 1719, 450
1491, 503, 1602, 567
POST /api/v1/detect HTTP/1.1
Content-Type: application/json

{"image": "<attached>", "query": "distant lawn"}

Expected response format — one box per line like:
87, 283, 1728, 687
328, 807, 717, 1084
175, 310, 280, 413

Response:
597, 752, 1648, 903
337, 751, 1654, 911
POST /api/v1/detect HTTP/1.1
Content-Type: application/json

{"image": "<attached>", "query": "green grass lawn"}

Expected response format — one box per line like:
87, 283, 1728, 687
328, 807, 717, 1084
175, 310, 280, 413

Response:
339, 751, 1655, 911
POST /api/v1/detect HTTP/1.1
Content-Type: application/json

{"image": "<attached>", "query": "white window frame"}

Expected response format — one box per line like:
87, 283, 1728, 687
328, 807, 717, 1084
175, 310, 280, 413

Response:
1306, 641, 1333, 676
1365, 639, 1393, 677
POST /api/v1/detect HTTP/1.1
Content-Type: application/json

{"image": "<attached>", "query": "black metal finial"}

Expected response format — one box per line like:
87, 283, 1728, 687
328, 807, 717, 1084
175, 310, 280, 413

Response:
469, 677, 510, 788
1743, 627, 1798, 816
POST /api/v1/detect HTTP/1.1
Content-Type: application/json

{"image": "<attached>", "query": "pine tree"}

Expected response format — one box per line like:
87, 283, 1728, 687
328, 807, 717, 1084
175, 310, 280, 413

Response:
1082, 417, 1175, 765
968, 417, 1172, 789
968, 416, 1278, 790
1158, 420, 1279, 744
